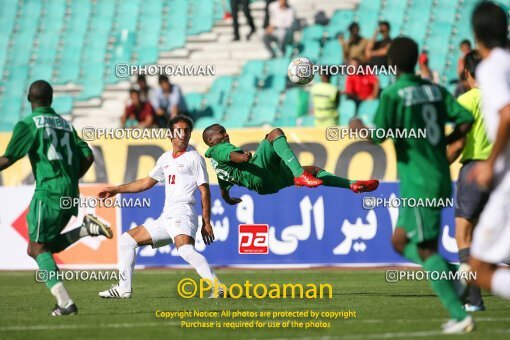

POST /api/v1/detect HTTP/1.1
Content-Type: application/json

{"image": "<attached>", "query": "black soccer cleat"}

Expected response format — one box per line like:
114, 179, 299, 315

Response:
51, 303, 78, 316
84, 214, 113, 239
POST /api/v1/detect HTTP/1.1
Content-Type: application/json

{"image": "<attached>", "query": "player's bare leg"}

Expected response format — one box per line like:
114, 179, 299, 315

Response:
470, 258, 510, 299
28, 241, 77, 316
174, 235, 223, 298
99, 225, 152, 299
455, 217, 485, 311
265, 128, 323, 188
302, 165, 379, 193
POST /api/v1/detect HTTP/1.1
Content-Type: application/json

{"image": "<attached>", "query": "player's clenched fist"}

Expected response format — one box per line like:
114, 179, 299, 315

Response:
98, 187, 119, 199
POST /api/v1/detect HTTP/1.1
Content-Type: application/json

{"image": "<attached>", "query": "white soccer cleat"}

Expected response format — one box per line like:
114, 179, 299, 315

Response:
442, 315, 474, 334
99, 284, 132, 299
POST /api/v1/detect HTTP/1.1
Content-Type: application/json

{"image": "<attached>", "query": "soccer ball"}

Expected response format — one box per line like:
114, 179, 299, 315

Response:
287, 57, 314, 85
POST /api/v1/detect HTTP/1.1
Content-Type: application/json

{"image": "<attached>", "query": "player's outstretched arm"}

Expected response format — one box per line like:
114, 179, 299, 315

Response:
229, 151, 252, 163
0, 157, 14, 171
220, 188, 242, 205
98, 176, 158, 199
198, 183, 215, 245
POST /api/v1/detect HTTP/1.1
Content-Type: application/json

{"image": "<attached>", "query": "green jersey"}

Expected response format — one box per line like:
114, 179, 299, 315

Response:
204, 141, 293, 194
372, 74, 473, 200
3, 107, 92, 208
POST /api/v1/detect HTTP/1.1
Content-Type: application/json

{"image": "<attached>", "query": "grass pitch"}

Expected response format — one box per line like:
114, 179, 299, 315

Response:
0, 269, 508, 339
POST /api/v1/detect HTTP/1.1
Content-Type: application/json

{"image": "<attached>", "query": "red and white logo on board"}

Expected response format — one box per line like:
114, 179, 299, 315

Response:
238, 224, 269, 254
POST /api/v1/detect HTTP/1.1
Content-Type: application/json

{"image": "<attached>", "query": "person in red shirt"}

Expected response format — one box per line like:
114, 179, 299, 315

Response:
344, 58, 379, 104
121, 89, 155, 128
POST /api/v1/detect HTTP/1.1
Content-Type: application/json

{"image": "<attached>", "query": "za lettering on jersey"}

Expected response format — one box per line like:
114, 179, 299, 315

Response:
239, 224, 269, 254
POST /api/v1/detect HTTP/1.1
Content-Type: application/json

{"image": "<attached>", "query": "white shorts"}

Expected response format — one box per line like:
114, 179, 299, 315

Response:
142, 215, 198, 248
471, 174, 510, 264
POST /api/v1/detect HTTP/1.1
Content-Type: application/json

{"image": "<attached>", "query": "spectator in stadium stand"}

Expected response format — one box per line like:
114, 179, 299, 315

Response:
310, 71, 340, 127
121, 89, 155, 129
151, 75, 187, 128
344, 58, 380, 105
134, 75, 155, 104
263, 0, 277, 29
455, 39, 472, 96
338, 22, 368, 63
263, 0, 295, 58
365, 21, 392, 66
230, 0, 256, 41
417, 51, 440, 83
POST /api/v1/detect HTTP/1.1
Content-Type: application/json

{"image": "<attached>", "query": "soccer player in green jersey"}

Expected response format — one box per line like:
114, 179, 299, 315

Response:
0, 80, 113, 316
349, 37, 475, 333
202, 125, 379, 205
447, 50, 493, 312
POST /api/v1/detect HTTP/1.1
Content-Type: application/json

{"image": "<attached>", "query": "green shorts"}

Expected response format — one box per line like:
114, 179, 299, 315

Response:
27, 198, 74, 243
251, 139, 294, 194
396, 206, 441, 244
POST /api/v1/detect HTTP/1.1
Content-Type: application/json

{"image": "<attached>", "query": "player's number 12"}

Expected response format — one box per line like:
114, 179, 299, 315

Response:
168, 174, 176, 184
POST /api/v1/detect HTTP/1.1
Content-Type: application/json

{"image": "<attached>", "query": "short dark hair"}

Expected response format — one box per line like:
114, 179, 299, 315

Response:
158, 75, 170, 84
168, 115, 193, 133
379, 21, 390, 31
28, 80, 53, 105
348, 22, 359, 32
387, 37, 418, 73
202, 124, 221, 144
472, 1, 508, 49
464, 50, 482, 78
460, 39, 472, 48
137, 75, 147, 82
129, 88, 139, 95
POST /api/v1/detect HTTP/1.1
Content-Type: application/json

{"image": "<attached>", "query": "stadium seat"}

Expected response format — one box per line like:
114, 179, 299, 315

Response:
184, 93, 204, 112
300, 40, 321, 63
262, 75, 286, 92
245, 105, 277, 127
298, 115, 315, 127
301, 25, 325, 41
338, 98, 357, 125
358, 99, 379, 125
195, 116, 218, 129
327, 10, 354, 38
243, 60, 266, 76
266, 58, 290, 77
319, 40, 343, 65
52, 96, 74, 115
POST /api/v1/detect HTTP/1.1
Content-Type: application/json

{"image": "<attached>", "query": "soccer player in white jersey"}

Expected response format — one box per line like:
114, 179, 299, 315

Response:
467, 1, 510, 300
98, 116, 222, 298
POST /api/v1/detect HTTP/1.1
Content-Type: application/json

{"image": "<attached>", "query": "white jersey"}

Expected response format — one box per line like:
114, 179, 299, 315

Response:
149, 146, 208, 219
476, 47, 510, 177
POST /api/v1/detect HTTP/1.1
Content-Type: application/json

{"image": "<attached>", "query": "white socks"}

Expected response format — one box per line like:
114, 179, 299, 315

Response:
51, 282, 72, 307
118, 233, 138, 292
177, 244, 218, 282
491, 268, 510, 299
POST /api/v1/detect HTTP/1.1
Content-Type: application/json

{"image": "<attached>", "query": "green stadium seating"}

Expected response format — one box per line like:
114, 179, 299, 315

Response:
302, 25, 325, 41
299, 115, 315, 127
338, 98, 357, 125
245, 105, 277, 127
358, 100, 379, 126
301, 40, 321, 63
319, 40, 343, 65
52, 96, 74, 115
195, 116, 219, 129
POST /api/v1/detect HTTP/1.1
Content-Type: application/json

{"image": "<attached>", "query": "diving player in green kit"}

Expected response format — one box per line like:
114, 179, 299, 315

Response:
0, 80, 112, 316
349, 37, 475, 333
202, 125, 379, 205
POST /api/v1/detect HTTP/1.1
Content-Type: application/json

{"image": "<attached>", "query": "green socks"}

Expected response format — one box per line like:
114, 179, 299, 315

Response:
36, 252, 61, 289
423, 254, 468, 321
49, 225, 88, 253
316, 170, 353, 189
272, 135, 304, 177
402, 243, 424, 266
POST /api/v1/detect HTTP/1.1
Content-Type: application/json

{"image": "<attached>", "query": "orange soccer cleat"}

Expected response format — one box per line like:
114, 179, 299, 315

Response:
294, 171, 323, 188
350, 179, 379, 193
